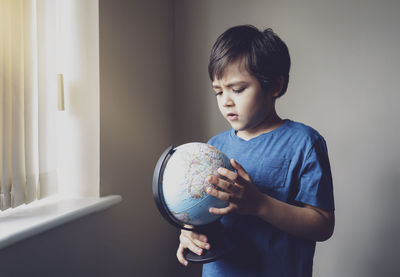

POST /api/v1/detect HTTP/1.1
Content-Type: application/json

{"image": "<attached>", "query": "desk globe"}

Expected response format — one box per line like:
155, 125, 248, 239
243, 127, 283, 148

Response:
153, 142, 234, 263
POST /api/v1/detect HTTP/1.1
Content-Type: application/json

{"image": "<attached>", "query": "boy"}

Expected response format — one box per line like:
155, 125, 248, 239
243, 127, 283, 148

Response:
176, 25, 335, 277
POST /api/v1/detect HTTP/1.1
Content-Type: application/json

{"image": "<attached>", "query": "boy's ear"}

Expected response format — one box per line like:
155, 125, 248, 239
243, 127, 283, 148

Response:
271, 76, 284, 98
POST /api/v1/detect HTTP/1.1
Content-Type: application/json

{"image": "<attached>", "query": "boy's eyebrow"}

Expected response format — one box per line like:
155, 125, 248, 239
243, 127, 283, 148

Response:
212, 81, 247, 89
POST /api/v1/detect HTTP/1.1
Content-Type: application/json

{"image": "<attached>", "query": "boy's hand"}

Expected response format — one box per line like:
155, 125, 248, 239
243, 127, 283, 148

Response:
206, 158, 264, 216
176, 228, 210, 266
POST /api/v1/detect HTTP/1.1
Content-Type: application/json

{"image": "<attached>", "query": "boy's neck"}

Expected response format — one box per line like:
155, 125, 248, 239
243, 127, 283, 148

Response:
236, 112, 284, 141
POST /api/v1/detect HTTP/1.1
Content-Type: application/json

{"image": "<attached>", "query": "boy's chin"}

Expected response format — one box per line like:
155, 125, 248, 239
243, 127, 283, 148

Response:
230, 123, 247, 132
227, 121, 243, 130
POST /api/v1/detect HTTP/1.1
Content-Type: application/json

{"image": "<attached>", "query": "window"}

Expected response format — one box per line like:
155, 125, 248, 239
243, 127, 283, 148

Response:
1, 0, 101, 212
0, 0, 120, 250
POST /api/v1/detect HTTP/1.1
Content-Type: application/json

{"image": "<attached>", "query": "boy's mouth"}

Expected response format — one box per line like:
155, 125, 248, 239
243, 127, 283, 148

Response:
226, 113, 238, 121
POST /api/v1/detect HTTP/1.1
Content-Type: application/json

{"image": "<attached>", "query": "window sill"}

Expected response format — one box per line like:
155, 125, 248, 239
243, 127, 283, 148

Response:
0, 194, 122, 250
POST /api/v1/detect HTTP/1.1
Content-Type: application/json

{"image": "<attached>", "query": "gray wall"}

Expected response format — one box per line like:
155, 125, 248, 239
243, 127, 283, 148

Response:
1, 1, 399, 277
99, 0, 201, 276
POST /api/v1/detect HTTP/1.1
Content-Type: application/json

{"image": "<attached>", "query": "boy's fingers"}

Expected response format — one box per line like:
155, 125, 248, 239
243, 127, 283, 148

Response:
207, 175, 241, 193
209, 205, 234, 215
195, 239, 210, 250
180, 232, 210, 250
191, 237, 210, 250
216, 168, 243, 186
206, 186, 233, 202
231, 159, 251, 182
176, 245, 189, 266
187, 241, 204, 256
193, 233, 210, 249
190, 232, 208, 243
182, 230, 209, 246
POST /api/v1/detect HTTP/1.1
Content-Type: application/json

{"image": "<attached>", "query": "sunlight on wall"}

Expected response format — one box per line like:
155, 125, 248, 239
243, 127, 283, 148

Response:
38, 0, 100, 197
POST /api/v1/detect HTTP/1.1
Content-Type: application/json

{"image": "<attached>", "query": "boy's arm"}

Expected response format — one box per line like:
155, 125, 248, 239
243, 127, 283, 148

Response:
255, 195, 335, 241
206, 158, 335, 242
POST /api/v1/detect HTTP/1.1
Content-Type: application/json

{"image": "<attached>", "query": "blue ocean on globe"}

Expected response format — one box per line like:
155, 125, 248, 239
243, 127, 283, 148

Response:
162, 142, 232, 226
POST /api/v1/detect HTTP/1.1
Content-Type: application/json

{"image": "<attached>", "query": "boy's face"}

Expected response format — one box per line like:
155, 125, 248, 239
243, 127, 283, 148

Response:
212, 59, 279, 135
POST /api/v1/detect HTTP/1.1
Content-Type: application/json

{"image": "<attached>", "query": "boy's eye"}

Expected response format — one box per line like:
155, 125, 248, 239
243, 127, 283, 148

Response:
232, 88, 244, 93
214, 91, 222, 96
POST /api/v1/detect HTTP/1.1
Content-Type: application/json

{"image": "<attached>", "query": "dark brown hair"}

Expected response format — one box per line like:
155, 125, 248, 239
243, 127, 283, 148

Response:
208, 25, 291, 97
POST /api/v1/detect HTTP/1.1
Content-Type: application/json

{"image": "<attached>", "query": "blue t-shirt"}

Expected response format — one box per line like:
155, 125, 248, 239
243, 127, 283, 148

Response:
202, 119, 334, 277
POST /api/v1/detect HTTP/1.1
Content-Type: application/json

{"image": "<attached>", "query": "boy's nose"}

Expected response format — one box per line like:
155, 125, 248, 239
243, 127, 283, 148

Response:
222, 93, 234, 107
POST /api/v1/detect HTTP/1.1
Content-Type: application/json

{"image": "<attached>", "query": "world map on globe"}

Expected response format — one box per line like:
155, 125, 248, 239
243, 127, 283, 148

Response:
162, 142, 231, 226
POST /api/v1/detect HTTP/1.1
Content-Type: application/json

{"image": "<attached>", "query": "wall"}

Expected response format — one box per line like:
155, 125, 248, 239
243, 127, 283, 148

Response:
99, 0, 202, 276
55, 0, 100, 198
173, 0, 400, 276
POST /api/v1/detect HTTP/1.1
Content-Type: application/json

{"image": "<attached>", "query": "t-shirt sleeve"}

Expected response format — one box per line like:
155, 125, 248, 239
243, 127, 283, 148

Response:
295, 137, 335, 211
207, 134, 222, 149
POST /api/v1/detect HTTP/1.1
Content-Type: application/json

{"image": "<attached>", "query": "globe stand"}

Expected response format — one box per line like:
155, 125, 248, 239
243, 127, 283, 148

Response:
183, 221, 233, 264
152, 145, 234, 264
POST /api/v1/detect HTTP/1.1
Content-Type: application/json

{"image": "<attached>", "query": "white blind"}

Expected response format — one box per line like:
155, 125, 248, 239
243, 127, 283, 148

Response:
1, 0, 100, 211
0, 0, 40, 210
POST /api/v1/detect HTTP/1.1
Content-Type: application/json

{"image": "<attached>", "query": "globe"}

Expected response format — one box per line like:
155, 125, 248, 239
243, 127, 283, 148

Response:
162, 142, 231, 226
153, 142, 235, 263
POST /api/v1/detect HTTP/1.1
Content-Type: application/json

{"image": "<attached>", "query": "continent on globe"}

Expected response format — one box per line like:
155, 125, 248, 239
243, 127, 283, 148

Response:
173, 212, 191, 223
